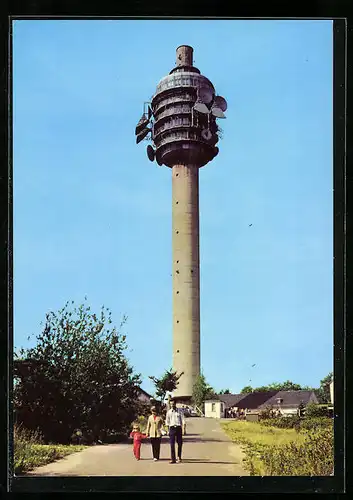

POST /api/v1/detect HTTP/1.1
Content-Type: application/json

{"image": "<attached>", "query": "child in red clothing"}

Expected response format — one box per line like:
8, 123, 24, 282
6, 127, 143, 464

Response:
130, 424, 147, 460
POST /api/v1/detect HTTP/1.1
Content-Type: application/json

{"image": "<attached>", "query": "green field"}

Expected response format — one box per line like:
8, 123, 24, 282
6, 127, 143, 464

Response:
221, 419, 333, 476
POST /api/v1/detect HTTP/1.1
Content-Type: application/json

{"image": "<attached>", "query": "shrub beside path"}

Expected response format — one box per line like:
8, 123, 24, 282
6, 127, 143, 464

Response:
25, 418, 249, 477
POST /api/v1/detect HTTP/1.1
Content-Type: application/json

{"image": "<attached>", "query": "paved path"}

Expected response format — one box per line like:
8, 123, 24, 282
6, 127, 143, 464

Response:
27, 418, 248, 476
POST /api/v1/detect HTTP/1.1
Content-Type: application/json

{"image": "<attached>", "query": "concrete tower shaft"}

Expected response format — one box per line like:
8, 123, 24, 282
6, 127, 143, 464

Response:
172, 164, 200, 399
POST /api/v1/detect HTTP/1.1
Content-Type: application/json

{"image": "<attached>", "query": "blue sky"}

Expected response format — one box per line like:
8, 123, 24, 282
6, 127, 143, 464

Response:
13, 20, 333, 395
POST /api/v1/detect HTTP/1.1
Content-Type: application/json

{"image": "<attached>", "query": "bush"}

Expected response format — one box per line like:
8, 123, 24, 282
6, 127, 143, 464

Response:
305, 403, 332, 418
260, 416, 301, 429
136, 415, 148, 430
14, 424, 44, 445
260, 416, 333, 430
261, 415, 332, 432
258, 406, 276, 420
260, 427, 333, 476
299, 417, 333, 432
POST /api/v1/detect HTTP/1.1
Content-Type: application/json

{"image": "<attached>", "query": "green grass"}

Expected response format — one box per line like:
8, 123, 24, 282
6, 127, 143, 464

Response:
14, 424, 87, 474
221, 420, 333, 476
222, 420, 305, 446
222, 420, 305, 475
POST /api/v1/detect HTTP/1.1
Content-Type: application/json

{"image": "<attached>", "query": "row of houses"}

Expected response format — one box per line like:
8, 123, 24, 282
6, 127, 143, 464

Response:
138, 387, 322, 419
204, 389, 320, 419
137, 377, 334, 419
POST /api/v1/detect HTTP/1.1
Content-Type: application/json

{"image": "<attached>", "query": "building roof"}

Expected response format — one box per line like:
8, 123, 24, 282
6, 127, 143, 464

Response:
138, 387, 152, 398
257, 390, 318, 408
216, 393, 245, 407
220, 391, 279, 409
217, 390, 318, 409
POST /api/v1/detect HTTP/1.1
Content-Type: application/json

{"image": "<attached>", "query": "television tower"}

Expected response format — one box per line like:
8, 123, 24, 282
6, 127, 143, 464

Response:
135, 46, 227, 402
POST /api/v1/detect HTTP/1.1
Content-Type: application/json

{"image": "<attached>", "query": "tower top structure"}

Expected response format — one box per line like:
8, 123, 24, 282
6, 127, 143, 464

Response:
135, 45, 227, 168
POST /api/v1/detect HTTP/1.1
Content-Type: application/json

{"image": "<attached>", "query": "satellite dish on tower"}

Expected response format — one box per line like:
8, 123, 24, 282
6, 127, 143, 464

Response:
147, 145, 155, 161
210, 95, 227, 119
193, 102, 209, 114
135, 114, 150, 135
136, 127, 151, 144
198, 86, 213, 104
214, 96, 227, 112
211, 107, 226, 119
201, 128, 212, 141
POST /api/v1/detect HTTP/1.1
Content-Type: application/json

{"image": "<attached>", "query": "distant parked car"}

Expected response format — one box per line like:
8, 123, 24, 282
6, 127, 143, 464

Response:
188, 408, 198, 417
179, 407, 190, 417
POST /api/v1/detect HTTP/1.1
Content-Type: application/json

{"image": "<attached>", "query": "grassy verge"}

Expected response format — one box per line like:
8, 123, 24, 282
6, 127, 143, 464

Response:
222, 420, 305, 475
15, 443, 86, 474
14, 425, 87, 475
221, 420, 333, 476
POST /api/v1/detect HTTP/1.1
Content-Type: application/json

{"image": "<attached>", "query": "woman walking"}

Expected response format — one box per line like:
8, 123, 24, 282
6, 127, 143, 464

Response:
145, 406, 164, 461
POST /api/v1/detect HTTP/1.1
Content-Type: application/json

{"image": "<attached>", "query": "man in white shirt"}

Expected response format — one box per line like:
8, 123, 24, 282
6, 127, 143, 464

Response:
165, 399, 186, 463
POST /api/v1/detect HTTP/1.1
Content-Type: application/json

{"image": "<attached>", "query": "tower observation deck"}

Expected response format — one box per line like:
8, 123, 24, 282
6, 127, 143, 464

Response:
135, 46, 227, 401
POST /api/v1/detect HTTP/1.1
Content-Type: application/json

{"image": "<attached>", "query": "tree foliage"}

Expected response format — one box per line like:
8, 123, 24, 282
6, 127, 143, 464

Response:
219, 388, 231, 394
314, 372, 333, 404
14, 299, 142, 444
148, 368, 183, 410
241, 385, 254, 394
305, 403, 332, 418
192, 372, 217, 409
240, 380, 311, 394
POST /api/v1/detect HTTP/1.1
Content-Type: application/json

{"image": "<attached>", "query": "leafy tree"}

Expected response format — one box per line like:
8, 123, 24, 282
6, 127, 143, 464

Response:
14, 299, 142, 444
148, 369, 183, 411
240, 385, 253, 394
267, 381, 304, 391
219, 388, 231, 394
240, 380, 311, 394
192, 372, 217, 410
253, 385, 272, 392
314, 372, 333, 404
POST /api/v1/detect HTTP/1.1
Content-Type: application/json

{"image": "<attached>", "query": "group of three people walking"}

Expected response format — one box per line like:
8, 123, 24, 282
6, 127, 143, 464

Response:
131, 400, 186, 463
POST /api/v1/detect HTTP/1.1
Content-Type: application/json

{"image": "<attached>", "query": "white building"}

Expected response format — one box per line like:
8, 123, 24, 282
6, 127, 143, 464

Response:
204, 399, 226, 419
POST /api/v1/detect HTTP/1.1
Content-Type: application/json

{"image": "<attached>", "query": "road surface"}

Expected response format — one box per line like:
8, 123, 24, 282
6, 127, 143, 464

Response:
26, 417, 248, 476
